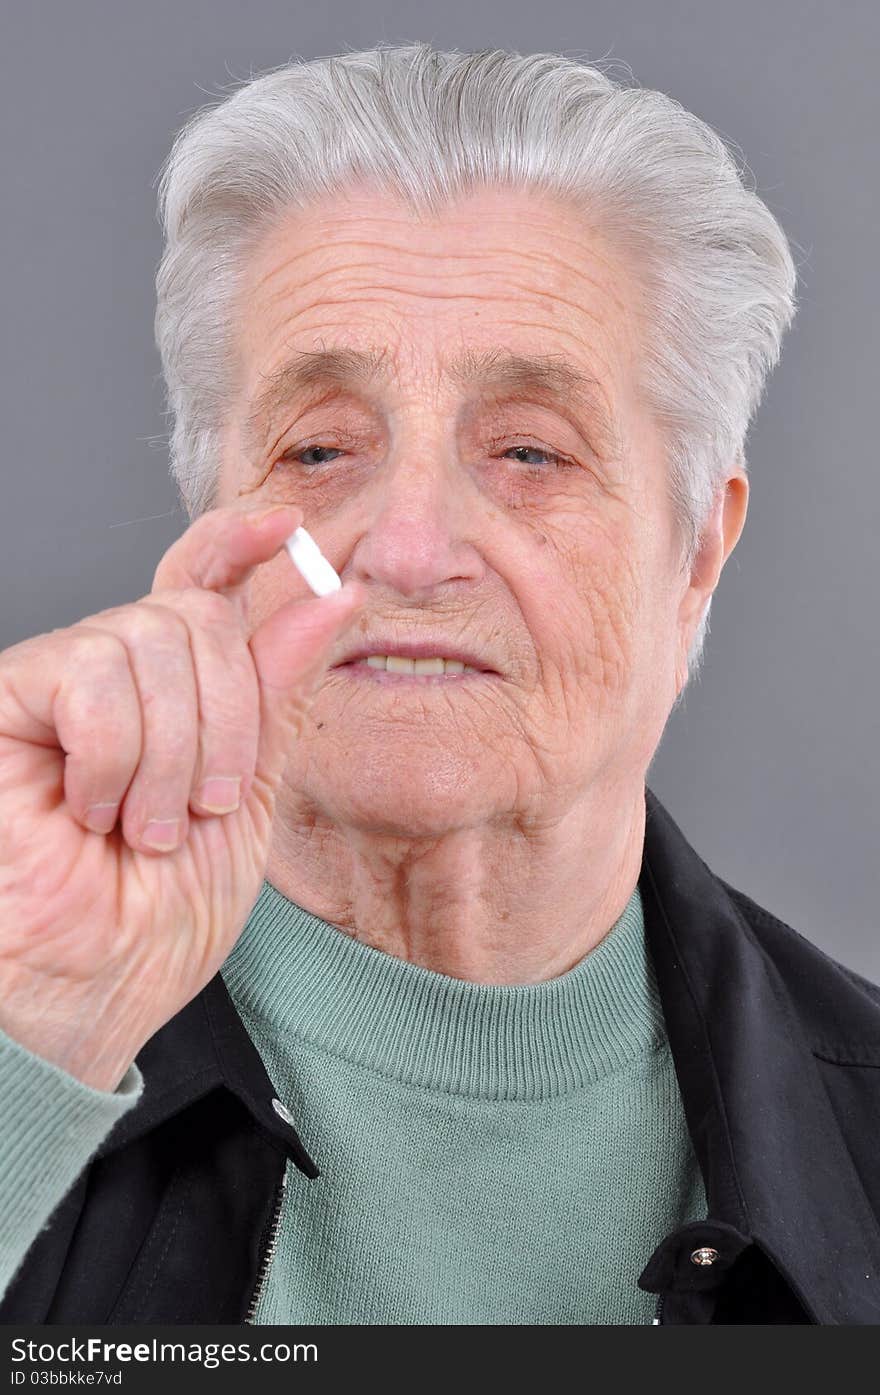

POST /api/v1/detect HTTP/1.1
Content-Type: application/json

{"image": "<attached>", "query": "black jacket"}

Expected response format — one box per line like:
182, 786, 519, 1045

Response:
3, 786, 880, 1325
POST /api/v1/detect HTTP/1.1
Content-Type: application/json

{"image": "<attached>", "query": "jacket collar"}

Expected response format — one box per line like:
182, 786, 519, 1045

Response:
99, 784, 880, 1321
96, 964, 319, 1177
640, 785, 880, 1323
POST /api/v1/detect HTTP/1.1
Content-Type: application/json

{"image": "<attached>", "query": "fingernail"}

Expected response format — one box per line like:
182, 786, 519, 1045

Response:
142, 819, 180, 851
340, 582, 366, 606
196, 777, 241, 814
245, 504, 298, 530
85, 803, 118, 834
317, 585, 361, 613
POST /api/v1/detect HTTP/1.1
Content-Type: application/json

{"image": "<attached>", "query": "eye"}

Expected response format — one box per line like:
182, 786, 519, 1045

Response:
279, 444, 343, 469
278, 440, 576, 472
500, 443, 574, 471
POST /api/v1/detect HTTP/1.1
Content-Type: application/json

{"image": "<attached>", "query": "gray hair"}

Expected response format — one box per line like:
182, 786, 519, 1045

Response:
154, 41, 799, 685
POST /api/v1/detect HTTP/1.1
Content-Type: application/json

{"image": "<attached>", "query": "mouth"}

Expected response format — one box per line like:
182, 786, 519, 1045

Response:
333, 659, 500, 685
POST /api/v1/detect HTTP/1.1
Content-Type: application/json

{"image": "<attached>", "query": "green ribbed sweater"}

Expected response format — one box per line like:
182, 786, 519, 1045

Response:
0, 876, 707, 1323
222, 876, 707, 1324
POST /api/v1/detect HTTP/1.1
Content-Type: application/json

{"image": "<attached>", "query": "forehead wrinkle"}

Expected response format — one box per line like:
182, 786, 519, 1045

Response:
255, 195, 624, 271
247, 231, 482, 304
251, 233, 630, 314
486, 242, 633, 322
245, 188, 635, 323
248, 238, 628, 349
254, 267, 626, 370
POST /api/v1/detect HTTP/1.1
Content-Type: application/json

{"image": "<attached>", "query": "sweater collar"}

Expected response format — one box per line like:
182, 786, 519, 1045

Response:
219, 875, 662, 1101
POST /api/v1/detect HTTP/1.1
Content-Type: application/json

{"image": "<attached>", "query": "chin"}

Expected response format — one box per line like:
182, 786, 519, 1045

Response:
316, 772, 492, 838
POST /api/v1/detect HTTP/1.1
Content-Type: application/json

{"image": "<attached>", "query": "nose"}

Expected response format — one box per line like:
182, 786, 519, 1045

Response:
349, 445, 484, 598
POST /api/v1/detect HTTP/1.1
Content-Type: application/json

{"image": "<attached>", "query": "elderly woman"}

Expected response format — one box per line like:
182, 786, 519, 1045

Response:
1, 43, 878, 1329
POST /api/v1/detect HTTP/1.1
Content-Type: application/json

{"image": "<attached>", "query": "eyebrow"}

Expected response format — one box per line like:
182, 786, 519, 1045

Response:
243, 344, 624, 460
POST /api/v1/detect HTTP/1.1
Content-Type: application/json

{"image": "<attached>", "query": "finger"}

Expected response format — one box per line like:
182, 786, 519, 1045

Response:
141, 587, 261, 820
50, 629, 144, 834
247, 580, 367, 792
0, 502, 301, 751
78, 606, 199, 854
151, 502, 305, 629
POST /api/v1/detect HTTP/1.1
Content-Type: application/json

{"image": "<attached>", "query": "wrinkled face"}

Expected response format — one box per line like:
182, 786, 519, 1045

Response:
218, 185, 697, 836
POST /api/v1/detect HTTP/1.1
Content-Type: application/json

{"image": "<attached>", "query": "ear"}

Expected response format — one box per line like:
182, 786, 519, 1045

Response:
674, 466, 750, 693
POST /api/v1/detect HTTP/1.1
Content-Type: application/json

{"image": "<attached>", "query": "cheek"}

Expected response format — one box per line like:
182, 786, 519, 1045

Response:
560, 543, 647, 698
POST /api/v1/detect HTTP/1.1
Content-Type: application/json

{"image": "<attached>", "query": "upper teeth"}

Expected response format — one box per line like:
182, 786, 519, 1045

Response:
363, 655, 481, 675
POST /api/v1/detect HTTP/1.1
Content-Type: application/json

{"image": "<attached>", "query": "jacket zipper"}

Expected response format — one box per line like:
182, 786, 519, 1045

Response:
245, 1161, 289, 1324
651, 1294, 665, 1325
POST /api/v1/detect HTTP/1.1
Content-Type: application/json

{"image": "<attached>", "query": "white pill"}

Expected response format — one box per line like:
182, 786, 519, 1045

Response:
284, 526, 342, 597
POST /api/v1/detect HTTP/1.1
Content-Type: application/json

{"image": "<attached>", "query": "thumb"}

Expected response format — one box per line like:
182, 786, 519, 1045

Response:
248, 580, 366, 787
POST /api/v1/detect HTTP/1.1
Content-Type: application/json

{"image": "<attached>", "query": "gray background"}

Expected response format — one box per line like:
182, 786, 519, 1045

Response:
2, 3, 877, 975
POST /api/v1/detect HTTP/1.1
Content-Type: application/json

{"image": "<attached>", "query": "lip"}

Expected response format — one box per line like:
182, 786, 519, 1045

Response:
333, 643, 497, 673
333, 660, 497, 685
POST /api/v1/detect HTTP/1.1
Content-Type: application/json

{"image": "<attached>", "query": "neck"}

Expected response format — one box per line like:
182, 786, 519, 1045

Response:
264, 777, 647, 986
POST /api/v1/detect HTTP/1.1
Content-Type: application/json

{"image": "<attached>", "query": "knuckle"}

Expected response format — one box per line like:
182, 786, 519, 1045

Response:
180, 586, 236, 631
61, 631, 136, 723
126, 601, 190, 649
73, 624, 130, 667
65, 692, 138, 753
147, 586, 238, 642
